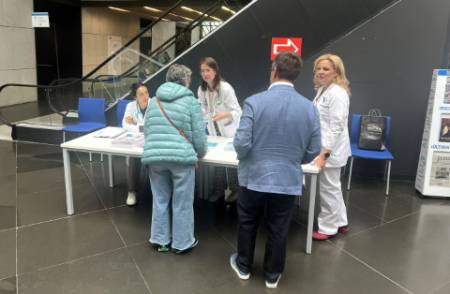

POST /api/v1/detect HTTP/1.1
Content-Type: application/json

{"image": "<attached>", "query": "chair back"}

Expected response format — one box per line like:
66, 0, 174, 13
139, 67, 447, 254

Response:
350, 114, 361, 144
78, 98, 105, 124
384, 116, 392, 148
350, 114, 392, 148
116, 99, 131, 127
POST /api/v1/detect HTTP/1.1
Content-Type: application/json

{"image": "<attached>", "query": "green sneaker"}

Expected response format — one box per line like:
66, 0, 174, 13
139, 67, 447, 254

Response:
157, 244, 170, 252
151, 242, 170, 253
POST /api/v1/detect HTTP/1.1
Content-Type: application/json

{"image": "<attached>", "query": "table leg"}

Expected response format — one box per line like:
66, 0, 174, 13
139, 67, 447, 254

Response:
62, 149, 74, 215
306, 174, 318, 254
198, 165, 204, 199
204, 165, 209, 200
108, 154, 114, 188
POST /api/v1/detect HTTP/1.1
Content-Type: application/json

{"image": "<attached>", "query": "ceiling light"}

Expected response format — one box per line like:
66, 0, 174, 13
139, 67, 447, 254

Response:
221, 6, 236, 14
169, 13, 193, 21
181, 6, 195, 12
209, 15, 222, 22
108, 6, 130, 13
181, 6, 221, 22
144, 6, 162, 13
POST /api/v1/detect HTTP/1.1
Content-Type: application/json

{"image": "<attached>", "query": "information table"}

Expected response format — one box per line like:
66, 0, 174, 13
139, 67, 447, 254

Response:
61, 128, 320, 253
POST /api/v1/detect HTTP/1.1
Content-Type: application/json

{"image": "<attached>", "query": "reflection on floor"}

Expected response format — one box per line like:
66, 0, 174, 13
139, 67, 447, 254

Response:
0, 140, 449, 294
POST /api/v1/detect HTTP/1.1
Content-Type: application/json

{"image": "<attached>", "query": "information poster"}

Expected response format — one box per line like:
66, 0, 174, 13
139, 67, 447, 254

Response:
415, 69, 450, 197
32, 12, 50, 28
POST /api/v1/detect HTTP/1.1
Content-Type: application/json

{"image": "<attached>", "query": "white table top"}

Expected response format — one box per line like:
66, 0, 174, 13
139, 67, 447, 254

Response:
61, 127, 319, 174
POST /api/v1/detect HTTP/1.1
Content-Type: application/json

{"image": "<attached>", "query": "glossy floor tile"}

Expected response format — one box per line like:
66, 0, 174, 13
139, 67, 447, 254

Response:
0, 229, 16, 280
17, 211, 124, 274
279, 241, 411, 294
18, 249, 150, 294
108, 204, 152, 246
127, 230, 236, 294
0, 206, 15, 231
0, 175, 16, 205
341, 205, 450, 294
0, 277, 16, 294
17, 177, 103, 226
430, 281, 450, 294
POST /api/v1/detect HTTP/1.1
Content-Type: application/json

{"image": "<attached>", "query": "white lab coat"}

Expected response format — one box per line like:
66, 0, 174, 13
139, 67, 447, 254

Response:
122, 100, 148, 133
313, 83, 350, 235
313, 83, 351, 168
197, 81, 242, 138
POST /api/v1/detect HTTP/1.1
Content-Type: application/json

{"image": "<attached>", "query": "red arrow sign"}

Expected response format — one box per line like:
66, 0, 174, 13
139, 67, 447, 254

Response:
271, 38, 302, 60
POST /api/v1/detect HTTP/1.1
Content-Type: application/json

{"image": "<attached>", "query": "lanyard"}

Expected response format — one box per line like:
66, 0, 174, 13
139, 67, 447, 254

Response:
134, 101, 146, 123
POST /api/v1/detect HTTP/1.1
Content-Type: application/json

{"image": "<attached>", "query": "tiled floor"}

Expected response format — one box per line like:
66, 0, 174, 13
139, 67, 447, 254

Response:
0, 140, 449, 294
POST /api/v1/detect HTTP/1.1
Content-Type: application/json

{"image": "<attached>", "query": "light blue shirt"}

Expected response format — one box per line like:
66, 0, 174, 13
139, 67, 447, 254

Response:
233, 83, 321, 196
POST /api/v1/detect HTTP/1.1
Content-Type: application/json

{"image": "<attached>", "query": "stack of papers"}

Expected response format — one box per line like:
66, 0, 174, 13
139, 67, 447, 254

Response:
111, 132, 144, 148
94, 127, 126, 139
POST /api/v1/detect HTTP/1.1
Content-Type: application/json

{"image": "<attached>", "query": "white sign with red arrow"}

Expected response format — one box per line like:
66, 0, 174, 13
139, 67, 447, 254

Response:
271, 38, 302, 60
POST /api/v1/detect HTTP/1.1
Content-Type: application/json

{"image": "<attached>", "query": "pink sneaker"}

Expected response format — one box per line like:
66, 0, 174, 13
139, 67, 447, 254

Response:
312, 231, 336, 240
338, 226, 350, 234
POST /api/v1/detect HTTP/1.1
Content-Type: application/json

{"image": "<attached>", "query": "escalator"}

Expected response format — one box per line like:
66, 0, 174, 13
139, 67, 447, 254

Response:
0, 0, 398, 144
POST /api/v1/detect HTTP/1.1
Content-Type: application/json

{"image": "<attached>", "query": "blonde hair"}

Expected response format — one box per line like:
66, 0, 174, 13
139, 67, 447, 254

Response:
313, 54, 351, 96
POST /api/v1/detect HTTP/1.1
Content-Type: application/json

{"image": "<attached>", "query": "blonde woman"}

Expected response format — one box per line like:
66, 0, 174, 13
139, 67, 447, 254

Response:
312, 54, 352, 240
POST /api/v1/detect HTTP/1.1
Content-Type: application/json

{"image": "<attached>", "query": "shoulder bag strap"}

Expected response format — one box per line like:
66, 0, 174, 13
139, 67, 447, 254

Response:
156, 98, 193, 146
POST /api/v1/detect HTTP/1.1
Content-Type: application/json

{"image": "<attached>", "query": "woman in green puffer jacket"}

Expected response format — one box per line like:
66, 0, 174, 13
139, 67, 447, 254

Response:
142, 64, 207, 253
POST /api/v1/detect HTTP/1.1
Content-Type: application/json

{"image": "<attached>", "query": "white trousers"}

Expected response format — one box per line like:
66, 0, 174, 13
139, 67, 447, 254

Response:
318, 167, 348, 235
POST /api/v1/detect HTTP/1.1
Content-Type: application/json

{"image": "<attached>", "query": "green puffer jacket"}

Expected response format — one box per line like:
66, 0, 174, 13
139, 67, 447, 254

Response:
141, 82, 207, 166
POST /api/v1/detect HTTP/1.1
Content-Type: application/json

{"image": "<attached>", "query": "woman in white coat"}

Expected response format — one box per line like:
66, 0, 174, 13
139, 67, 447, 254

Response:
312, 54, 352, 240
122, 83, 149, 206
198, 57, 242, 201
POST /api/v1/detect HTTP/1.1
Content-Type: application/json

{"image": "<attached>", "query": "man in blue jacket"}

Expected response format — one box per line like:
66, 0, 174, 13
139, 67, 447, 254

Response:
230, 52, 321, 289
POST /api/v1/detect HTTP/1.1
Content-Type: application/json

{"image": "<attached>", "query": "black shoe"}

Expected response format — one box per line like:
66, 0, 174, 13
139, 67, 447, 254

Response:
172, 238, 198, 254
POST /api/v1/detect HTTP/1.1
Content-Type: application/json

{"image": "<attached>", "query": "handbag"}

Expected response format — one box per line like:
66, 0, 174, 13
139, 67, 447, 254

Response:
358, 109, 387, 151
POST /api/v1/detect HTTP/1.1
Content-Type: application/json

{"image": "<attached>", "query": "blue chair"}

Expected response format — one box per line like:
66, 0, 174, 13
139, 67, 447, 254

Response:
346, 114, 394, 195
116, 99, 131, 127
63, 98, 106, 161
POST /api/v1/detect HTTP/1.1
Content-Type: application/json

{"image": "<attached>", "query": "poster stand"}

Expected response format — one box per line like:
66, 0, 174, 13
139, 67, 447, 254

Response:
415, 69, 450, 197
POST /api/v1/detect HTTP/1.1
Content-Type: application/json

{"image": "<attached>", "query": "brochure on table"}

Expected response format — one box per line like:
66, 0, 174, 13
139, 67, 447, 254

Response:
415, 69, 450, 197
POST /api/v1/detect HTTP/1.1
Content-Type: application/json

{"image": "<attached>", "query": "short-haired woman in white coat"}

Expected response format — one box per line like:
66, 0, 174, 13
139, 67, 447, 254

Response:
312, 54, 352, 240
198, 57, 242, 201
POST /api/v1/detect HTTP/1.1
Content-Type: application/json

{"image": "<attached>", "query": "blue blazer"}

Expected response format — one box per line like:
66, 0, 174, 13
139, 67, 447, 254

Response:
233, 84, 321, 196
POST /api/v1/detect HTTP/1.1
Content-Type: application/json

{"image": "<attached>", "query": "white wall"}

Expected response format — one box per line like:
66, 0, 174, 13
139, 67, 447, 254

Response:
0, 0, 37, 107
81, 7, 140, 76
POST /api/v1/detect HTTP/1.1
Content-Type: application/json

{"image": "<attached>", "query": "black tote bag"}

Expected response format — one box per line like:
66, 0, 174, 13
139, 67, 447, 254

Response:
358, 109, 387, 151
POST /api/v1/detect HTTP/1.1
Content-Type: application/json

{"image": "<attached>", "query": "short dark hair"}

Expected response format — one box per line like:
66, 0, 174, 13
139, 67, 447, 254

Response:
130, 83, 147, 98
272, 52, 302, 82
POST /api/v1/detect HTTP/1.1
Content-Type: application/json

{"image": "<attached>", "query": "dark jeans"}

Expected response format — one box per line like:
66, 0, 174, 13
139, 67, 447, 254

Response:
127, 157, 141, 192
236, 187, 295, 280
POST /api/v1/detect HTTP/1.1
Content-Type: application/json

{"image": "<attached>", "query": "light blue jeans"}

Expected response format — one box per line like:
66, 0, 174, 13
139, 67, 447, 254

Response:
148, 163, 196, 251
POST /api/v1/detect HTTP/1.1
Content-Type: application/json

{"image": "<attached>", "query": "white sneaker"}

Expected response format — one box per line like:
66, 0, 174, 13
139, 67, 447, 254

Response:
265, 275, 282, 289
126, 191, 137, 206
229, 253, 250, 280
